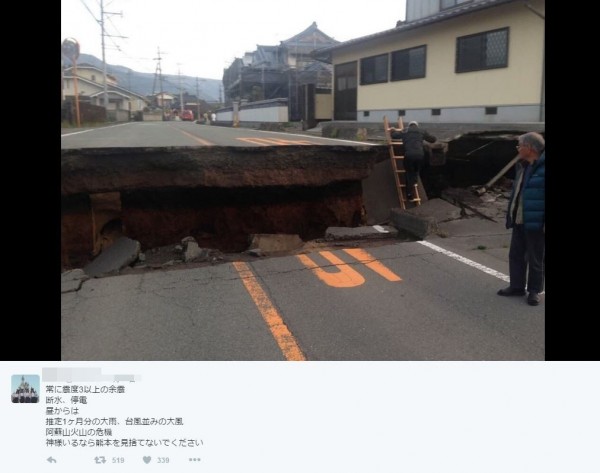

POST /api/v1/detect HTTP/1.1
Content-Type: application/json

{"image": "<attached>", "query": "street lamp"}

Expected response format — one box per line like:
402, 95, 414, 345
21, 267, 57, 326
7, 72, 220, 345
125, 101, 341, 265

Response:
61, 38, 81, 127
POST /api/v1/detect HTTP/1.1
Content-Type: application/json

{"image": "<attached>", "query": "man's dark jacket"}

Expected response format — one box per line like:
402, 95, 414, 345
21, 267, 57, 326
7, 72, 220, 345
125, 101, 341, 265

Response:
505, 151, 545, 231
392, 126, 436, 158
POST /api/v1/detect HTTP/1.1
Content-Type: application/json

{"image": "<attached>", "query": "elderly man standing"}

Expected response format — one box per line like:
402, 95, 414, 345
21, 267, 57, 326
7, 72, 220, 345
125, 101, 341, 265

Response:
497, 132, 545, 306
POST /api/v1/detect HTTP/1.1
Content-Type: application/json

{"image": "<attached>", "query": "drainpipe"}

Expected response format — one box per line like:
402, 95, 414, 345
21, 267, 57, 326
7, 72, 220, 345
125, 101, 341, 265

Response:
523, 2, 545, 122
539, 30, 545, 122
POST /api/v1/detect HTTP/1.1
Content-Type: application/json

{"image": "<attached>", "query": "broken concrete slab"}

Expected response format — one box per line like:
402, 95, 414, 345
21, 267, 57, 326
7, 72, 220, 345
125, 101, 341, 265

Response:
248, 234, 304, 255
390, 198, 464, 239
442, 187, 507, 222
403, 198, 462, 223
325, 225, 399, 241
181, 238, 211, 263
61, 269, 90, 293
183, 241, 209, 263
83, 237, 141, 278
61, 145, 389, 195
390, 210, 438, 240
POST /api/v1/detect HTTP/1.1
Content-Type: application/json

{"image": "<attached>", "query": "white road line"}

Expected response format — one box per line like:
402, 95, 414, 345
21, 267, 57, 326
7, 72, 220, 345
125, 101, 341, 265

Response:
61, 122, 135, 137
417, 240, 510, 282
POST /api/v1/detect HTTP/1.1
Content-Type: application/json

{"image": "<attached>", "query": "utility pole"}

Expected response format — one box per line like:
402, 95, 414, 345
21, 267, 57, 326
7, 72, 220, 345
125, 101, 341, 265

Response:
178, 68, 184, 115
62, 38, 81, 127
154, 47, 165, 119
99, 0, 126, 120
100, 0, 108, 115
196, 77, 201, 121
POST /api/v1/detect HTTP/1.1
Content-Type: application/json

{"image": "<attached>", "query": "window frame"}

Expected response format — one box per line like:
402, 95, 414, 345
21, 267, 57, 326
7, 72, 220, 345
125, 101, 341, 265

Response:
455, 27, 509, 73
391, 45, 427, 82
360, 53, 389, 85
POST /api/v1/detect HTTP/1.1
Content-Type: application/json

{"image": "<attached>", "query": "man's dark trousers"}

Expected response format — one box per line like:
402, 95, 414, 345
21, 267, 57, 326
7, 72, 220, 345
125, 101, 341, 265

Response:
509, 224, 545, 293
404, 155, 423, 197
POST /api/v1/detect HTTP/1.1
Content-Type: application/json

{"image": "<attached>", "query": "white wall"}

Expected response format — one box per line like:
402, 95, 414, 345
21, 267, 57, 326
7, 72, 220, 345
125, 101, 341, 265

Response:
239, 105, 288, 122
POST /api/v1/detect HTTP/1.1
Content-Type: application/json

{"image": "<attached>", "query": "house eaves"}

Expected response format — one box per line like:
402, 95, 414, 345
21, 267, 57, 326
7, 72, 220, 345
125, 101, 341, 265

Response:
312, 0, 519, 62
64, 64, 118, 83
89, 90, 131, 99
63, 74, 148, 102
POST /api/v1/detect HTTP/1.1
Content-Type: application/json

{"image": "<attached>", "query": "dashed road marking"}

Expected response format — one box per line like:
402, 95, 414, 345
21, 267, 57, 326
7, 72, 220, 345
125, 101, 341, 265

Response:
233, 261, 306, 361
171, 126, 215, 145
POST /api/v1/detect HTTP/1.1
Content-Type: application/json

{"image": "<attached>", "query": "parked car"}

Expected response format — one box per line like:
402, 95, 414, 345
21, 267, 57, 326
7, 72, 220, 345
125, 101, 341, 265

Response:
181, 110, 194, 121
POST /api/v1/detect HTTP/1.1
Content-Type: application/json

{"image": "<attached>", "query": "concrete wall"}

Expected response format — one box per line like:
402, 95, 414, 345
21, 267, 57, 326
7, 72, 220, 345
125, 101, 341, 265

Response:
216, 95, 332, 123
240, 104, 288, 123
217, 109, 234, 121
143, 112, 163, 121
333, 0, 545, 123
108, 109, 130, 122
360, 104, 542, 124
216, 99, 289, 123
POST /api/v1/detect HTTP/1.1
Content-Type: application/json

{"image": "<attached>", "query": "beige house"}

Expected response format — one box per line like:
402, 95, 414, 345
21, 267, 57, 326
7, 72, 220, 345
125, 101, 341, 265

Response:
313, 0, 545, 123
62, 64, 148, 113
150, 93, 175, 109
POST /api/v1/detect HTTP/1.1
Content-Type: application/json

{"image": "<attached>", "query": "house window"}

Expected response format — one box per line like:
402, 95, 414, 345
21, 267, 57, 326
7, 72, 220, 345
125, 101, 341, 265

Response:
485, 106, 498, 115
441, 0, 472, 10
391, 45, 426, 81
456, 28, 509, 73
398, 110, 406, 116
363, 111, 370, 117
431, 109, 441, 116
360, 54, 389, 85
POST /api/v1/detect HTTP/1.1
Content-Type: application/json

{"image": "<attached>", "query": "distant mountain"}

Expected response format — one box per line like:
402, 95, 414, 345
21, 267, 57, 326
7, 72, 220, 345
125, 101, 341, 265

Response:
65, 54, 221, 102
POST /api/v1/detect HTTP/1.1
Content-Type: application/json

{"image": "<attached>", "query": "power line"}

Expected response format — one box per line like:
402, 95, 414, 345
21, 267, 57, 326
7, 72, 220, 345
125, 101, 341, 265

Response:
98, 0, 127, 114
79, 0, 148, 73
79, 0, 99, 23
107, 15, 125, 39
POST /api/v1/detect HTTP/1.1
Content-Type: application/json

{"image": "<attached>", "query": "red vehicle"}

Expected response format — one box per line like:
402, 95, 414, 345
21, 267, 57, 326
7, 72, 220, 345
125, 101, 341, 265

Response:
181, 110, 194, 121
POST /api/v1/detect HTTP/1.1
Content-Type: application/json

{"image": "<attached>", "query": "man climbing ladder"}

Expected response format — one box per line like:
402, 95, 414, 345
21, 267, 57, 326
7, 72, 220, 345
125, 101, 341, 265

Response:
389, 120, 437, 201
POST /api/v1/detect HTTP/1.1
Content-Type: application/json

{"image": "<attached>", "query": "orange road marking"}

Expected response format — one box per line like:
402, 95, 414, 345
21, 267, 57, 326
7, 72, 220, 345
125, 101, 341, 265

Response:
173, 127, 214, 146
233, 261, 306, 361
342, 248, 402, 282
296, 251, 365, 288
237, 137, 314, 146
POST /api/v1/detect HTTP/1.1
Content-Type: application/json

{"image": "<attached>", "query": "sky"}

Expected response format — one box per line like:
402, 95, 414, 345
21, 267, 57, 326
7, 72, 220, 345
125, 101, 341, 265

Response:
11, 374, 40, 393
61, 0, 406, 80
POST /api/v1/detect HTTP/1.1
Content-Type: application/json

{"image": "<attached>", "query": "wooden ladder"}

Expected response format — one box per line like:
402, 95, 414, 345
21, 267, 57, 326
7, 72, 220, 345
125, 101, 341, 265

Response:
383, 116, 421, 210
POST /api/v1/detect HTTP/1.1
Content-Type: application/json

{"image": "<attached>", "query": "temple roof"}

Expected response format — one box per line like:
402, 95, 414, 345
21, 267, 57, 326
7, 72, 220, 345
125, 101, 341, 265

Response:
281, 21, 339, 52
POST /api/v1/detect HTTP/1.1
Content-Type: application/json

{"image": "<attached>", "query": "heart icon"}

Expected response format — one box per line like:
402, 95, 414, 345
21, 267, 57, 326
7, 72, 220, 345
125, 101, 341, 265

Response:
143, 456, 151, 464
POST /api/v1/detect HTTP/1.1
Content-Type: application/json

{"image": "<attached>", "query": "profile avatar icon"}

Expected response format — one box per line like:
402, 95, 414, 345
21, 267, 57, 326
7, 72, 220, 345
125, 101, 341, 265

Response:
11, 375, 40, 403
